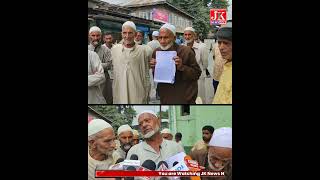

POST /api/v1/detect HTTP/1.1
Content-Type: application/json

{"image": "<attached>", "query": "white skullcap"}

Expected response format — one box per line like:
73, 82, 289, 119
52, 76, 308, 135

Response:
184, 27, 195, 32
89, 26, 101, 34
161, 128, 172, 134
160, 23, 176, 35
117, 124, 133, 135
122, 21, 136, 31
208, 127, 232, 148
88, 119, 112, 137
132, 129, 139, 136
152, 31, 159, 36
137, 110, 158, 120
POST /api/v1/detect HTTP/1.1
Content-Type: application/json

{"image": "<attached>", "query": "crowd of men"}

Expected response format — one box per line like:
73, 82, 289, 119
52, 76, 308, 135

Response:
88, 21, 232, 104
88, 110, 232, 180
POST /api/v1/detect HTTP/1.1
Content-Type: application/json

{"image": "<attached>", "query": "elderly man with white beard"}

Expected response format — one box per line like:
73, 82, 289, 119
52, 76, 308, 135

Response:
150, 23, 201, 104
111, 21, 151, 104
205, 127, 232, 180
88, 119, 116, 180
88, 26, 113, 104
126, 110, 182, 165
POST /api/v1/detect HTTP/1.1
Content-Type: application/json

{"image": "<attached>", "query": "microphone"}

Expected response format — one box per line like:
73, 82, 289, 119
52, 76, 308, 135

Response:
109, 158, 125, 170
130, 154, 139, 160
172, 161, 179, 167
141, 159, 156, 170
157, 161, 169, 170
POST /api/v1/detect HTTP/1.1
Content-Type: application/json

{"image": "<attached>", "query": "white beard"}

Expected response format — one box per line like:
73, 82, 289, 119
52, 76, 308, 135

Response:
159, 42, 173, 50
143, 125, 160, 139
134, 40, 142, 45
185, 39, 194, 44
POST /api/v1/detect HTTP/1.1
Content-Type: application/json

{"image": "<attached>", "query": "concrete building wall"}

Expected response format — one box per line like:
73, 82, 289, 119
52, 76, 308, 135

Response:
129, 5, 193, 33
169, 105, 232, 154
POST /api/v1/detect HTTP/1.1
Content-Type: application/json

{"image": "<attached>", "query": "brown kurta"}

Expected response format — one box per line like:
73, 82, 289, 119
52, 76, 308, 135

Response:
152, 43, 201, 104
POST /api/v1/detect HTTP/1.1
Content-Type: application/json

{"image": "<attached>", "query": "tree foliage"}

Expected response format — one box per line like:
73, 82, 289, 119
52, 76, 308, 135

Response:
89, 105, 137, 132
169, 0, 210, 38
168, 0, 230, 38
157, 109, 169, 119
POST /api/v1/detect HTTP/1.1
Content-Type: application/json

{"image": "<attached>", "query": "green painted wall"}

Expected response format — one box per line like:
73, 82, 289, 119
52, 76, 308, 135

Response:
168, 105, 232, 154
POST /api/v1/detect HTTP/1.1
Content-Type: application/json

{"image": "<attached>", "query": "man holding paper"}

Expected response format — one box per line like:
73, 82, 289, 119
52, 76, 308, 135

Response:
150, 23, 201, 104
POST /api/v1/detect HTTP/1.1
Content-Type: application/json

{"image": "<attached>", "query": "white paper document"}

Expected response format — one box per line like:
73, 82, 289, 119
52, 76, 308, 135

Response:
154, 51, 177, 84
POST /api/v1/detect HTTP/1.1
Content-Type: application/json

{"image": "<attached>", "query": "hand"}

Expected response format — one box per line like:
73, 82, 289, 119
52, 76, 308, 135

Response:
173, 56, 183, 70
150, 58, 157, 68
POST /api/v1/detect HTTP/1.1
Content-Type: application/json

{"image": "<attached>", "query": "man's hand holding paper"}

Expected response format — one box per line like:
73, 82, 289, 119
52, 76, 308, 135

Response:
154, 51, 177, 84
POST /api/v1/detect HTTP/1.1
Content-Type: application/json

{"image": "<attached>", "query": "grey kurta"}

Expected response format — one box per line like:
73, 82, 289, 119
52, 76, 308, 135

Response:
111, 43, 151, 104
88, 50, 106, 104
126, 139, 182, 166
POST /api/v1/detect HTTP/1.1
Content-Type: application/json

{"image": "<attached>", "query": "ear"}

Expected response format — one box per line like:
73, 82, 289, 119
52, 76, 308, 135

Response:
88, 139, 96, 148
157, 117, 161, 127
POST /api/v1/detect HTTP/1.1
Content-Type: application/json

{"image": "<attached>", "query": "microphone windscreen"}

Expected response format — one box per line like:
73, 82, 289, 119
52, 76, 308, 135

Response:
130, 154, 139, 160
172, 161, 179, 167
126, 166, 137, 171
157, 161, 169, 169
141, 159, 156, 170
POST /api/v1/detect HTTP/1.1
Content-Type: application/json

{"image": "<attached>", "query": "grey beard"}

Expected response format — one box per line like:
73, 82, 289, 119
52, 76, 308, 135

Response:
159, 42, 173, 50
143, 126, 160, 139
185, 39, 194, 44
134, 40, 142, 45
92, 41, 99, 46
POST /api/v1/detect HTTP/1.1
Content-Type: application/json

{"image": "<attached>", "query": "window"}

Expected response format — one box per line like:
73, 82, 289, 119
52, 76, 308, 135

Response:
181, 105, 190, 116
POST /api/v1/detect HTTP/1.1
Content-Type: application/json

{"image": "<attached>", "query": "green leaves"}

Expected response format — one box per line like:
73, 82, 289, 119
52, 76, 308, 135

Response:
89, 105, 137, 132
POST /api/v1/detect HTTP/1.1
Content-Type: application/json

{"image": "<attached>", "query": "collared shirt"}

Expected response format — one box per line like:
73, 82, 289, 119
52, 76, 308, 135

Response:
111, 43, 152, 104
126, 139, 182, 165
213, 61, 232, 104
212, 43, 227, 81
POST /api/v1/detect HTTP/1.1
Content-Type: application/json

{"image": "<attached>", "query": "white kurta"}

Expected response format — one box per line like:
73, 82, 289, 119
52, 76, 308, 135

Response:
88, 50, 106, 104
111, 43, 151, 104
88, 150, 114, 180
184, 42, 214, 103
